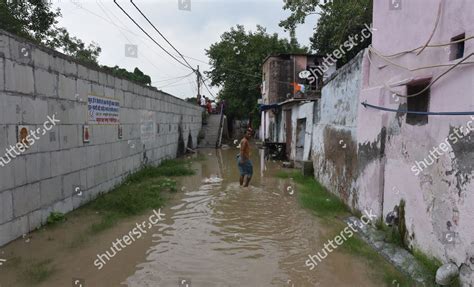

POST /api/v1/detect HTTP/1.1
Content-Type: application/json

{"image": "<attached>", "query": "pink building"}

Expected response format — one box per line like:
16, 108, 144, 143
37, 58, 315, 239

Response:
357, 0, 474, 284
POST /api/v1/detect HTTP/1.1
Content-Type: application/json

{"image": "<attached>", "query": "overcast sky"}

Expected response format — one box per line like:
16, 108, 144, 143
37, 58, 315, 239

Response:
52, 0, 318, 100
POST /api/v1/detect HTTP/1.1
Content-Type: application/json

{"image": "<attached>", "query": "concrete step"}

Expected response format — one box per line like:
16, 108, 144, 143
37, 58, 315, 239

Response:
200, 114, 222, 148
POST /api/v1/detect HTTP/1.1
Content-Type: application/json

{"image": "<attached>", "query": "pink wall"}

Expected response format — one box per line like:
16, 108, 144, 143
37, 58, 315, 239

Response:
358, 0, 474, 282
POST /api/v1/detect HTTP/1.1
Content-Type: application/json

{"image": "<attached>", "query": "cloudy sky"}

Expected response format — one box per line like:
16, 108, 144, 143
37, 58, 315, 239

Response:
52, 0, 318, 100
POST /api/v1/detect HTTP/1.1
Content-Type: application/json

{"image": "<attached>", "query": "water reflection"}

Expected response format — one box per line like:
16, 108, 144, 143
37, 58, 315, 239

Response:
124, 148, 379, 287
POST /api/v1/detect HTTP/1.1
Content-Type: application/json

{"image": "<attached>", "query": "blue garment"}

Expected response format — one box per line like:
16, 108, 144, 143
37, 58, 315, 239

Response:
236, 155, 253, 177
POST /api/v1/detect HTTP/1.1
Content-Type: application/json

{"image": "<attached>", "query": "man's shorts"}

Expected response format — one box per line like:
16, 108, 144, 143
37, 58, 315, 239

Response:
237, 155, 253, 177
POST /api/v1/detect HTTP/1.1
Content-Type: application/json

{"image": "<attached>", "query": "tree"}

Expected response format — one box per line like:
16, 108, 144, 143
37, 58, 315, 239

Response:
206, 25, 307, 125
0, 0, 154, 85
0, 0, 101, 64
101, 66, 152, 86
280, 0, 373, 67
47, 28, 101, 65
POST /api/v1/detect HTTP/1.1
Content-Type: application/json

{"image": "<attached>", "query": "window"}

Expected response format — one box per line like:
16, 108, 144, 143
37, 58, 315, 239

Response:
406, 80, 431, 126
450, 33, 465, 61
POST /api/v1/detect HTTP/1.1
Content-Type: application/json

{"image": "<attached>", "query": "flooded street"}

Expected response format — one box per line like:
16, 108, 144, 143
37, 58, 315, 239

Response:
123, 148, 384, 287
1, 148, 385, 287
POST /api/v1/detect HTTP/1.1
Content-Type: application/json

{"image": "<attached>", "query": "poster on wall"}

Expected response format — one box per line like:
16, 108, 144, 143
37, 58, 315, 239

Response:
118, 125, 123, 139
88, 95, 120, 124
17, 125, 31, 148
140, 111, 155, 143
83, 125, 90, 143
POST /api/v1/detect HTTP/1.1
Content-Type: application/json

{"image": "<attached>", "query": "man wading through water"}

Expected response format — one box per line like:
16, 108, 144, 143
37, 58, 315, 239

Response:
237, 129, 253, 187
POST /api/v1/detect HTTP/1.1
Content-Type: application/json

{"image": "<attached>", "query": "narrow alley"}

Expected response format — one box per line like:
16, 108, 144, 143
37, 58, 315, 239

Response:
0, 148, 408, 286
0, 0, 473, 286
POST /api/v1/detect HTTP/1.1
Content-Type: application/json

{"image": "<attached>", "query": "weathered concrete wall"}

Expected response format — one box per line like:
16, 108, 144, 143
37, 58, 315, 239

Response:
359, 0, 474, 284
0, 30, 202, 247
311, 51, 364, 210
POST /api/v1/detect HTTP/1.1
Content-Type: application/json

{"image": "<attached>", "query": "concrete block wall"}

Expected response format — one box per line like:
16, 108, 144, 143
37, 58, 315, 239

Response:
0, 30, 202, 247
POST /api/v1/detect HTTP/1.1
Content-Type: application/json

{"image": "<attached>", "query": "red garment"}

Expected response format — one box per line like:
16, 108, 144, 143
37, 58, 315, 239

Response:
207, 102, 212, 113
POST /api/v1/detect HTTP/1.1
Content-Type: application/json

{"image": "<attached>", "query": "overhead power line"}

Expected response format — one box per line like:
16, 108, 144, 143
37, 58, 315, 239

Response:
152, 73, 196, 84
113, 0, 193, 71
200, 74, 217, 99
75, 1, 191, 82
129, 0, 195, 71
157, 71, 195, 88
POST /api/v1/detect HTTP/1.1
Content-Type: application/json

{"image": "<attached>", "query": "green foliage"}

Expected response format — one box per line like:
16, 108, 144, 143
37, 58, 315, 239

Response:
342, 235, 415, 286
276, 171, 348, 217
276, 171, 414, 286
398, 199, 408, 248
47, 27, 101, 64
412, 249, 443, 283
281, 0, 373, 67
0, 0, 59, 42
0, 1, 153, 85
206, 25, 307, 121
279, 0, 321, 31
46, 212, 66, 226
157, 178, 177, 192
379, 221, 405, 247
0, 0, 101, 64
84, 159, 193, 235
101, 66, 152, 86
22, 259, 55, 285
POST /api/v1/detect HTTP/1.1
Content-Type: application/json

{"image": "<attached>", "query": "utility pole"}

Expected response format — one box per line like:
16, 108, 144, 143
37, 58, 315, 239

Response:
196, 65, 201, 97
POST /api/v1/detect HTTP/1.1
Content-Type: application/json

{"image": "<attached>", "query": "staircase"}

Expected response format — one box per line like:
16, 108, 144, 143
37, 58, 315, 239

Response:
199, 114, 222, 148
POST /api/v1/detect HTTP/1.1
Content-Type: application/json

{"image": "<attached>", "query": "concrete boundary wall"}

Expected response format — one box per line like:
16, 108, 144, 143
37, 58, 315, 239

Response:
0, 30, 202, 246
311, 50, 364, 210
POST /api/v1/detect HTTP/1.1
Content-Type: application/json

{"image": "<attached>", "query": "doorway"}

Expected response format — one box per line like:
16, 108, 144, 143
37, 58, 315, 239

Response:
296, 118, 306, 161
285, 109, 292, 159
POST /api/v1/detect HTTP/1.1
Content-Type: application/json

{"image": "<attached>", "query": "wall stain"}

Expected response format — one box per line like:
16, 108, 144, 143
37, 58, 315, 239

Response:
447, 126, 474, 196
322, 127, 358, 207
358, 127, 386, 171
177, 124, 185, 157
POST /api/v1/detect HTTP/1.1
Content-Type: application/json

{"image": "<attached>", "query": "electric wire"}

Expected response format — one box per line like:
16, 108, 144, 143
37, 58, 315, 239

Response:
72, 0, 196, 94
369, 45, 474, 71
77, 1, 187, 80
369, 49, 474, 98
416, 0, 444, 56
129, 0, 195, 71
200, 75, 217, 99
157, 71, 195, 88
113, 0, 193, 71
183, 55, 263, 80
202, 80, 217, 99
158, 80, 199, 89
372, 36, 474, 59
151, 73, 197, 84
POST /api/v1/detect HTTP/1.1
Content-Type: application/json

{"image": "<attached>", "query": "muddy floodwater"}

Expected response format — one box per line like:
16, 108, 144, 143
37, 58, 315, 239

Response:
0, 148, 388, 287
